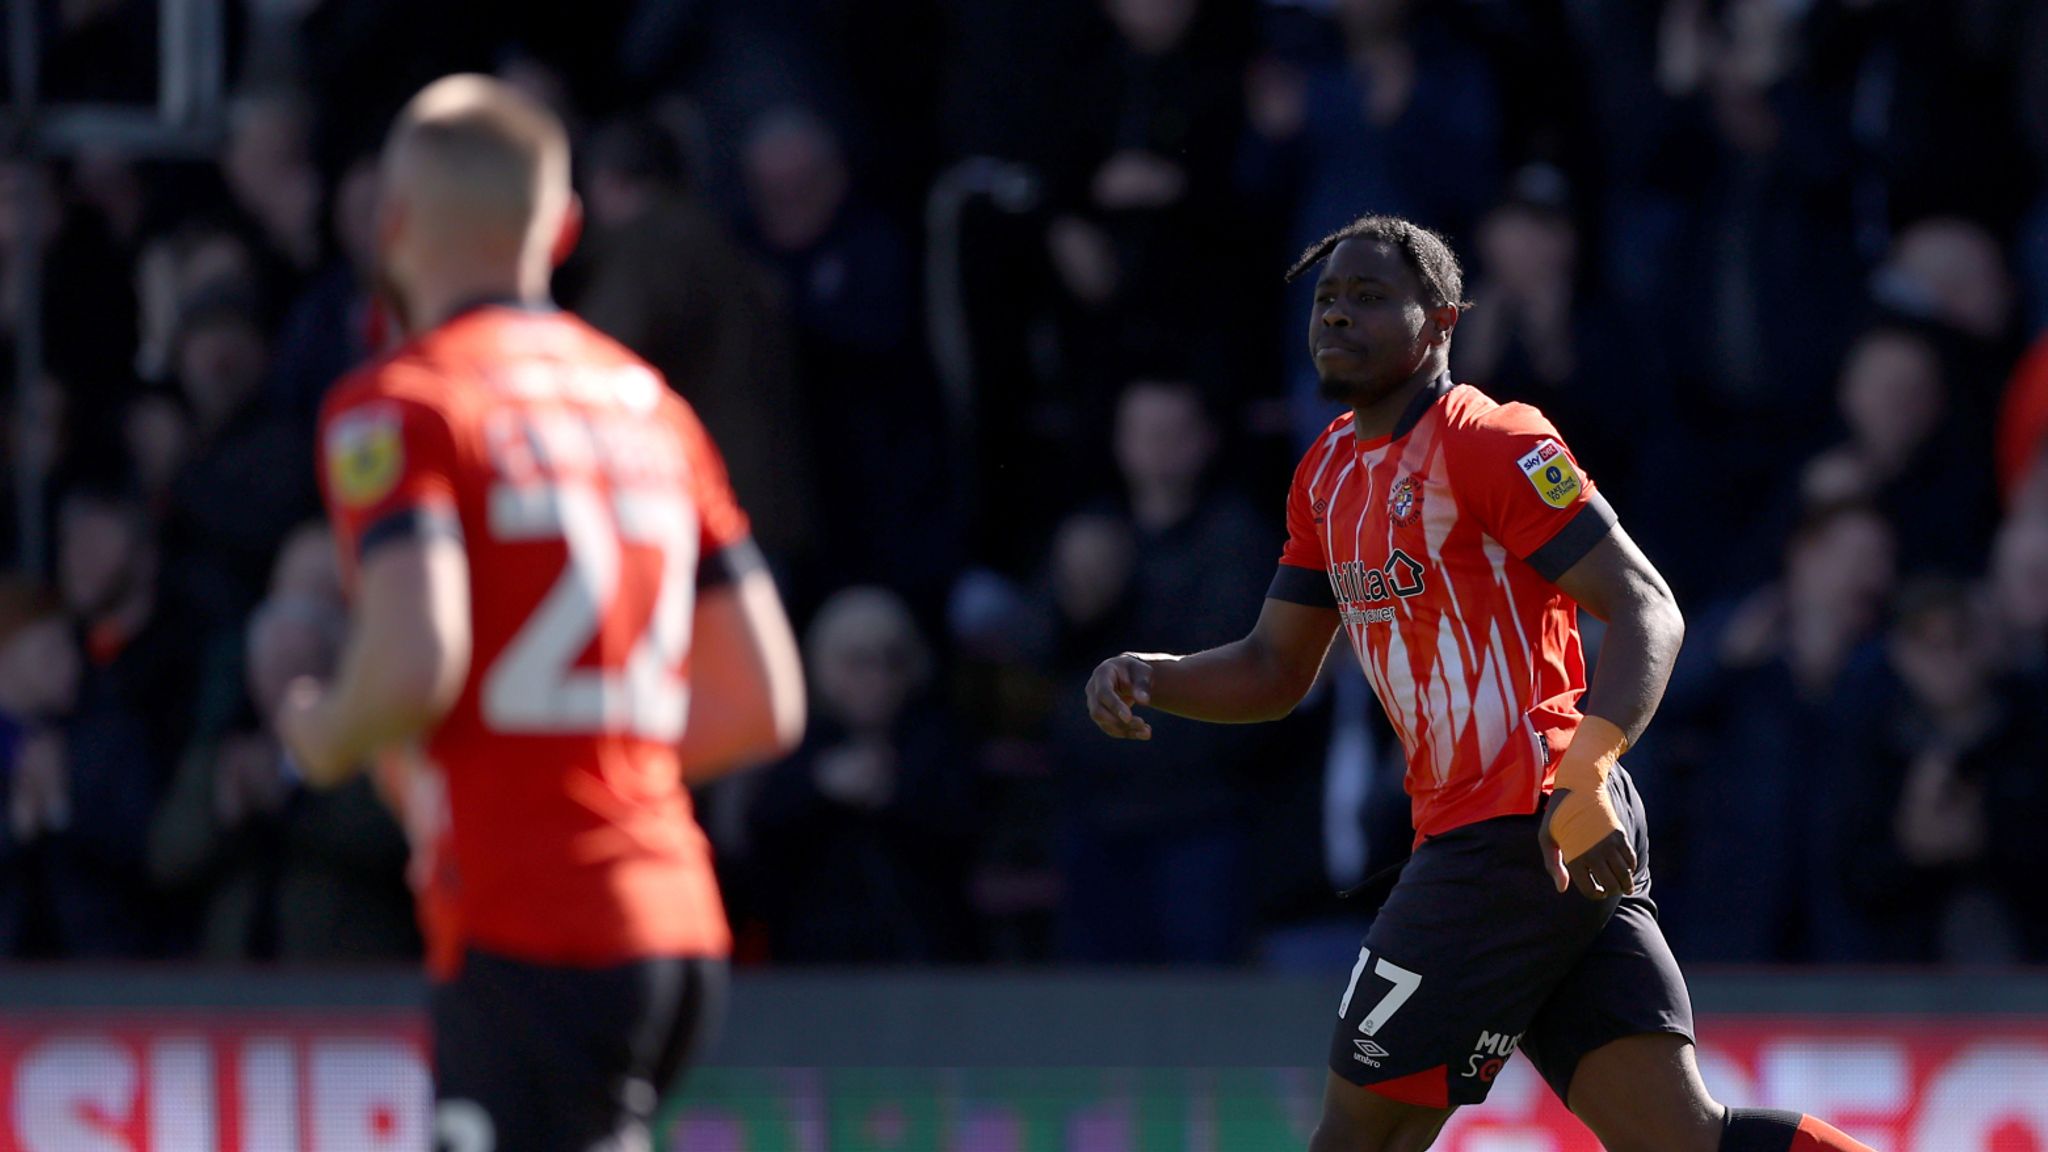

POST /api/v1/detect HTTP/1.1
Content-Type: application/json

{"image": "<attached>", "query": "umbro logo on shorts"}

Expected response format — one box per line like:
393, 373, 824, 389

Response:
1353, 1039, 1391, 1067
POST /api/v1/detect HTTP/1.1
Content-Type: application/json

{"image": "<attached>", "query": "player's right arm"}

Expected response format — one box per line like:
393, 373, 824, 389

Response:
1086, 597, 1340, 738
1087, 445, 1340, 739
678, 555, 806, 781
285, 379, 472, 788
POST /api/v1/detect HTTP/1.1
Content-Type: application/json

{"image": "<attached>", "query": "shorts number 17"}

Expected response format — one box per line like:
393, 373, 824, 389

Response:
1338, 947, 1422, 1036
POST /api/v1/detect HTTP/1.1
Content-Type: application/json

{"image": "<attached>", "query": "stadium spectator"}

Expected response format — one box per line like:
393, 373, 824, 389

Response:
132, 222, 265, 387
1796, 327, 1998, 576
1243, 0, 1501, 246
748, 586, 975, 962
1452, 165, 1675, 532
1822, 580, 2048, 962
0, 161, 139, 419
265, 153, 382, 436
148, 585, 416, 961
222, 92, 325, 276
1658, 501, 1898, 962
740, 106, 947, 602
0, 581, 73, 953
1043, 0, 1248, 373
1651, 0, 1860, 503
1874, 217, 2018, 349
121, 389, 193, 514
1243, 0, 1502, 445
0, 577, 160, 957
1040, 379, 1270, 964
157, 285, 321, 628
55, 486, 202, 772
572, 116, 819, 574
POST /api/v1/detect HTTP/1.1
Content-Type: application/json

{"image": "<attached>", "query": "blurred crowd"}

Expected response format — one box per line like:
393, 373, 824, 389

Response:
4, 0, 2048, 968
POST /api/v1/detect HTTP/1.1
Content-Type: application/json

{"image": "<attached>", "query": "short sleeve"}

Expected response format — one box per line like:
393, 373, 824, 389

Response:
1268, 444, 1338, 608
670, 399, 760, 589
1445, 404, 1617, 583
316, 386, 464, 581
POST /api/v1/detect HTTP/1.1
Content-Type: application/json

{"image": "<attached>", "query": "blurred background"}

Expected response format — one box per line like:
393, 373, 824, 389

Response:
3, 0, 2048, 1147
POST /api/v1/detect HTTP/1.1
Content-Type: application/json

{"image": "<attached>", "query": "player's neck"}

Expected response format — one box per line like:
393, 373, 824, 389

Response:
1349, 362, 1443, 442
406, 259, 552, 334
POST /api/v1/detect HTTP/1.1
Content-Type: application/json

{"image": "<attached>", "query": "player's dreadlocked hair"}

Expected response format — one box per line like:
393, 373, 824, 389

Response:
1284, 215, 1473, 311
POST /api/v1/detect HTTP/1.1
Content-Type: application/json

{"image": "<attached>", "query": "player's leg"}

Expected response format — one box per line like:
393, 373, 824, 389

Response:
1319, 812, 1618, 1151
432, 951, 543, 1152
644, 957, 729, 1111
1309, 1073, 1453, 1152
527, 954, 724, 1152
1567, 1033, 1876, 1152
1520, 767, 1876, 1152
1563, 1033, 1723, 1152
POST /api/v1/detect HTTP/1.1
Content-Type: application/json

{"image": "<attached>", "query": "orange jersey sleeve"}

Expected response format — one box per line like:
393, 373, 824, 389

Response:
670, 398, 749, 555
1270, 420, 1352, 608
317, 369, 468, 586
1442, 404, 1616, 583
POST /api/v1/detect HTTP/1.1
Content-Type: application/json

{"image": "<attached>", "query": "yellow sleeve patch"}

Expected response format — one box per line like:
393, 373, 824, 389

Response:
326, 405, 405, 508
1515, 439, 1582, 510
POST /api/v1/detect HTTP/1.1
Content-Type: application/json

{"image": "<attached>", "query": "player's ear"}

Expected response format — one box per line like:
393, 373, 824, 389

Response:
1429, 303, 1462, 346
550, 193, 584, 268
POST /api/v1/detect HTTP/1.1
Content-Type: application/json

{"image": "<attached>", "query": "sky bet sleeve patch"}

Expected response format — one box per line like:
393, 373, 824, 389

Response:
325, 403, 406, 508
1516, 439, 1582, 510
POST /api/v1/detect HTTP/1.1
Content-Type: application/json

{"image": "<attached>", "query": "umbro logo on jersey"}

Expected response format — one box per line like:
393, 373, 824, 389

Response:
1353, 1039, 1391, 1068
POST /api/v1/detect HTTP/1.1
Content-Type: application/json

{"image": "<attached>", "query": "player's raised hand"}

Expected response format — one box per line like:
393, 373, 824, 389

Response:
1539, 788, 1638, 900
1085, 655, 1155, 740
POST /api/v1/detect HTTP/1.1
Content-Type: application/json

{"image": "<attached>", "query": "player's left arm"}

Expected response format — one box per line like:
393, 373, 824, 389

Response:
1541, 525, 1686, 899
667, 399, 806, 782
278, 534, 472, 789
677, 553, 807, 783
1446, 406, 1684, 900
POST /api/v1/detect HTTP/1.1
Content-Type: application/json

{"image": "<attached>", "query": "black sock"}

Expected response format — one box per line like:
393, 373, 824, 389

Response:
1721, 1109, 1804, 1152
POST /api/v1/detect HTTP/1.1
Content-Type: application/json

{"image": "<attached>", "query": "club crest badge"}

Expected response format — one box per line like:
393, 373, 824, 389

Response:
1387, 475, 1422, 526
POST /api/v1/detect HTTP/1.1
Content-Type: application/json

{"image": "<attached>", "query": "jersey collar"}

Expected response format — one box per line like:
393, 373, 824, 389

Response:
1354, 372, 1453, 451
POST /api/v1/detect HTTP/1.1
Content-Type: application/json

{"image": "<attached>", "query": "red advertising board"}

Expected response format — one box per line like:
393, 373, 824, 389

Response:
0, 1014, 2043, 1150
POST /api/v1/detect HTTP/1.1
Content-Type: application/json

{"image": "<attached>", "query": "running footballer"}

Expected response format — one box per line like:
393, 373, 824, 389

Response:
278, 76, 805, 1152
1084, 216, 1873, 1152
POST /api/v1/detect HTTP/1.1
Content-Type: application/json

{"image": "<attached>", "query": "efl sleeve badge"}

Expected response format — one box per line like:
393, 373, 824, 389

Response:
1514, 439, 1582, 510
325, 405, 406, 509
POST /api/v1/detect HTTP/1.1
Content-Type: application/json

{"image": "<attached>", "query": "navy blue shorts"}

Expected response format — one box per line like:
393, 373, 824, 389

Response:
1327, 765, 1694, 1108
431, 949, 726, 1152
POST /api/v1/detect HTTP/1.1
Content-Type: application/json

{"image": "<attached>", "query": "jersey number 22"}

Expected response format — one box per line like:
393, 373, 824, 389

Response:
482, 481, 699, 742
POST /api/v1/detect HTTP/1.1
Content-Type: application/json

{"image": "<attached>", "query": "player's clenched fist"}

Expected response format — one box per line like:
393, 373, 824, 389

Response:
1537, 715, 1638, 900
1540, 787, 1636, 900
1085, 655, 1155, 740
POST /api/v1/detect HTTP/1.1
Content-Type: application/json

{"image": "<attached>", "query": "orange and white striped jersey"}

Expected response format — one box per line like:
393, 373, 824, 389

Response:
1269, 376, 1617, 841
